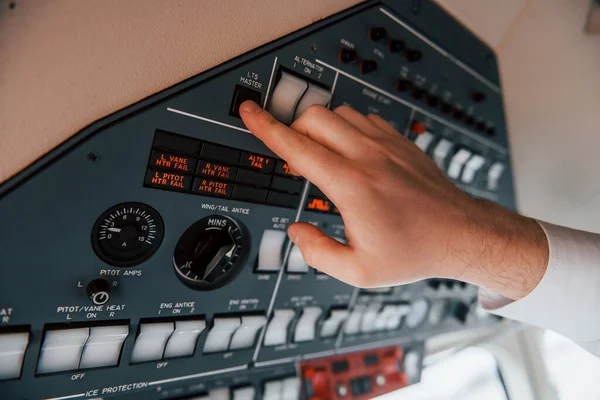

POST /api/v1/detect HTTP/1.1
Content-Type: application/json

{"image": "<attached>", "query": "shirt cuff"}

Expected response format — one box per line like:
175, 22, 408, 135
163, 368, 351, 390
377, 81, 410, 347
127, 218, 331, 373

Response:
479, 220, 600, 342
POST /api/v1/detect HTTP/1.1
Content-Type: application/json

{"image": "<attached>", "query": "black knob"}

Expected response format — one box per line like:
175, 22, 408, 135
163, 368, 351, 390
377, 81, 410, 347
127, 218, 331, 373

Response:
411, 87, 425, 100
486, 127, 496, 137
405, 49, 422, 63
86, 279, 111, 305
173, 215, 245, 290
425, 94, 439, 107
388, 39, 406, 53
475, 120, 486, 132
360, 59, 378, 74
464, 115, 475, 126
471, 91, 486, 103
451, 301, 470, 324
440, 102, 453, 114
453, 108, 464, 120
396, 79, 412, 92
369, 27, 387, 41
338, 48, 358, 64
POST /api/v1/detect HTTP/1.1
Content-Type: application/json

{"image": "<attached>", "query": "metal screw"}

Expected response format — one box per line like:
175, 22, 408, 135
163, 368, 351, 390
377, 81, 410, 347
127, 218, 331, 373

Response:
86, 152, 101, 163
310, 44, 317, 54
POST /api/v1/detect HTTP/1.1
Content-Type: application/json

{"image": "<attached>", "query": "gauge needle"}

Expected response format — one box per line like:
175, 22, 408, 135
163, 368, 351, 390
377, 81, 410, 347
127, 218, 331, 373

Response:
107, 227, 122, 232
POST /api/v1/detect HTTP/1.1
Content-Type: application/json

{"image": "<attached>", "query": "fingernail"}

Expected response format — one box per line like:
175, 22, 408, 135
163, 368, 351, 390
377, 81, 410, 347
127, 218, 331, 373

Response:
288, 227, 300, 245
240, 100, 261, 114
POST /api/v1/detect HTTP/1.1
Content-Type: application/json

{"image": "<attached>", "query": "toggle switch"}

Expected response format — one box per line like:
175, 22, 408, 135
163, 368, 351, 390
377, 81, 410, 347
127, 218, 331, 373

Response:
487, 162, 505, 191
320, 309, 349, 338
447, 148, 472, 179
405, 299, 430, 329
287, 244, 309, 273
203, 317, 241, 353
414, 131, 435, 153
372, 305, 398, 331
360, 304, 381, 333
432, 139, 454, 169
461, 154, 486, 184
79, 325, 129, 369
232, 386, 256, 400
130, 322, 174, 363
263, 309, 295, 346
294, 307, 322, 342
37, 327, 90, 374
344, 305, 366, 335
386, 304, 412, 330
293, 83, 332, 121
257, 230, 287, 272
267, 71, 308, 125
0, 330, 29, 380
163, 319, 206, 358
229, 315, 267, 350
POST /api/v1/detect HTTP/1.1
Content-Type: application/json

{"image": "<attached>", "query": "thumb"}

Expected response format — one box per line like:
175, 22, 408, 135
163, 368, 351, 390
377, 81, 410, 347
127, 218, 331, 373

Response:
288, 222, 364, 286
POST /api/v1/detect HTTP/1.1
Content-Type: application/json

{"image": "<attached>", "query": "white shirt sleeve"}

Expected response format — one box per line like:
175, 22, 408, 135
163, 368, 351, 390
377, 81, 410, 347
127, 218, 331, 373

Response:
479, 220, 600, 353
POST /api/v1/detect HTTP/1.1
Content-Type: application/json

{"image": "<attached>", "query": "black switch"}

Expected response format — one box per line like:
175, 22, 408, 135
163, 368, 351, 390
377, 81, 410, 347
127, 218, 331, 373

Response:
368, 27, 387, 41
230, 84, 262, 118
406, 49, 422, 63
360, 60, 378, 74
338, 48, 358, 64
396, 79, 412, 92
388, 39, 406, 53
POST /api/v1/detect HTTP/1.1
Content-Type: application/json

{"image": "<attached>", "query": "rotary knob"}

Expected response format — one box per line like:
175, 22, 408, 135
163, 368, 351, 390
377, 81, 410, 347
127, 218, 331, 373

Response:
173, 215, 246, 290
86, 279, 111, 305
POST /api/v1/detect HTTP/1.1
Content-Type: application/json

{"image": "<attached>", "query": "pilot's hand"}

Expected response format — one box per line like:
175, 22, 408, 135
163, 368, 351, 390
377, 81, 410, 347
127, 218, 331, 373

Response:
240, 101, 548, 301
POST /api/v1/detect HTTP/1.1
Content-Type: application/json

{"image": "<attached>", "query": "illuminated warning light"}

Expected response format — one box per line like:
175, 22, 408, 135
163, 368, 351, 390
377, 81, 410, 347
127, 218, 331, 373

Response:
196, 160, 237, 181
149, 151, 196, 173
306, 198, 332, 212
191, 178, 233, 197
275, 160, 294, 176
240, 151, 275, 172
411, 121, 427, 135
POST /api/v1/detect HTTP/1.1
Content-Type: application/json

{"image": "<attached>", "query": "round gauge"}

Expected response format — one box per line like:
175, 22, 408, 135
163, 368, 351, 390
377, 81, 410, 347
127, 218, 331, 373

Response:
92, 202, 164, 267
173, 215, 246, 290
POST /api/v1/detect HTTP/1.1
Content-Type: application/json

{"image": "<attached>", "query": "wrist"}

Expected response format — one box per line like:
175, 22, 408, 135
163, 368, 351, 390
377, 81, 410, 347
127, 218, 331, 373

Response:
447, 199, 549, 300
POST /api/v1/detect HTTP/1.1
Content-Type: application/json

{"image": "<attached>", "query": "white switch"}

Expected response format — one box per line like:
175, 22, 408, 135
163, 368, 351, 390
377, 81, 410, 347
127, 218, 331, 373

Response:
263, 380, 283, 400
487, 162, 505, 191
282, 377, 301, 400
287, 245, 309, 273
130, 322, 174, 363
163, 320, 206, 358
372, 305, 397, 331
257, 230, 287, 272
294, 307, 322, 342
405, 299, 430, 329
414, 131, 435, 152
404, 350, 421, 383
37, 327, 89, 374
432, 139, 454, 169
447, 149, 472, 179
229, 315, 267, 350
263, 309, 295, 346
293, 83, 332, 120
320, 309, 349, 338
209, 387, 230, 400
461, 154, 486, 183
0, 331, 29, 380
386, 304, 412, 330
344, 305, 366, 335
232, 386, 255, 400
428, 300, 447, 326
79, 325, 128, 369
203, 317, 241, 353
360, 304, 381, 333
267, 71, 308, 125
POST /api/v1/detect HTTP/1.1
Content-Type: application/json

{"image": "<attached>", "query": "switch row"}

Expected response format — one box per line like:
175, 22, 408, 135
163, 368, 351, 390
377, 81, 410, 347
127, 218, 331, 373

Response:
344, 303, 413, 335
263, 308, 350, 346
411, 124, 505, 190
188, 385, 255, 400
257, 229, 345, 273
263, 376, 300, 400
267, 70, 332, 125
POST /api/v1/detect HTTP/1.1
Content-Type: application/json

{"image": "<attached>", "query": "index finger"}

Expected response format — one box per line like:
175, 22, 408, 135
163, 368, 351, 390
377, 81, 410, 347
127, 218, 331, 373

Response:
239, 100, 350, 191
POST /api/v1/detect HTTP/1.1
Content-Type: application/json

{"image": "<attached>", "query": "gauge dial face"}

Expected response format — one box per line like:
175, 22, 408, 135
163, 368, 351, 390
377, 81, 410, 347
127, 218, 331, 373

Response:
92, 202, 164, 267
173, 215, 245, 290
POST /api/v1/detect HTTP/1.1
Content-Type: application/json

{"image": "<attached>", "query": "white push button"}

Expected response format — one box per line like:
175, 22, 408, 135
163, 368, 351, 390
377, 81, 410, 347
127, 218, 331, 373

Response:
203, 317, 241, 353
282, 377, 301, 400
294, 307, 322, 342
79, 325, 128, 369
344, 305, 366, 335
432, 139, 454, 169
229, 315, 267, 350
461, 154, 486, 183
293, 83, 332, 121
320, 309, 349, 338
263, 380, 283, 400
360, 304, 381, 333
267, 71, 308, 125
209, 387, 230, 400
257, 230, 287, 272
130, 322, 174, 363
37, 327, 89, 374
372, 305, 397, 331
487, 162, 505, 191
263, 309, 295, 346
0, 331, 29, 380
447, 149, 472, 179
386, 304, 412, 330
405, 299, 429, 329
414, 131, 435, 152
163, 319, 206, 358
287, 244, 309, 273
232, 386, 255, 400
